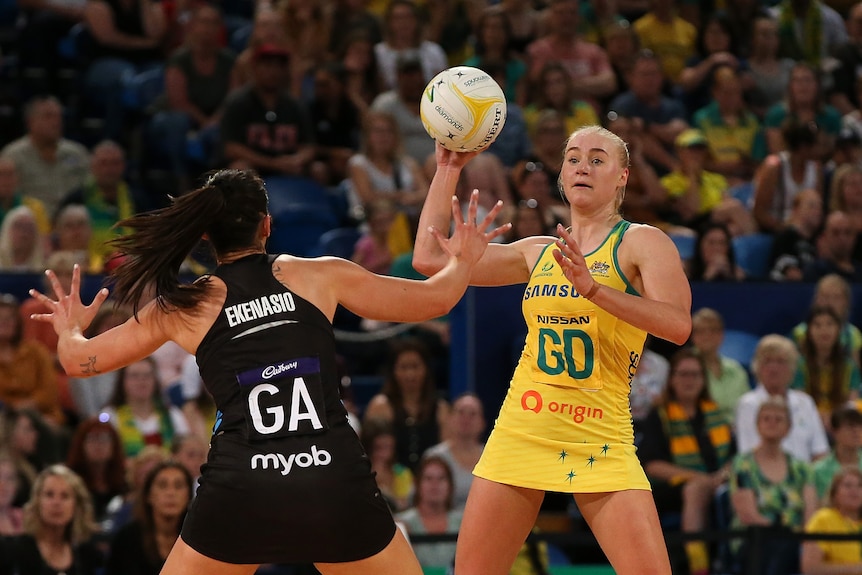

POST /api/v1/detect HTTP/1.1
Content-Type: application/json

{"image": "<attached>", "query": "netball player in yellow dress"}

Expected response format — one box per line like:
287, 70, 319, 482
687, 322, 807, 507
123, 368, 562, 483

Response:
414, 125, 692, 575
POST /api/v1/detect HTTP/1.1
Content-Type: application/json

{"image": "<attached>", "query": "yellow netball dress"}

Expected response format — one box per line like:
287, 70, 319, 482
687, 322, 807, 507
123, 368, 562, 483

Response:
474, 220, 651, 492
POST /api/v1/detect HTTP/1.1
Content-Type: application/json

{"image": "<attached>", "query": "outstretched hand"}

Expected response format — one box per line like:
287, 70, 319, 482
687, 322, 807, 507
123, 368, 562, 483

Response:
553, 224, 597, 298
428, 190, 510, 266
28, 264, 110, 336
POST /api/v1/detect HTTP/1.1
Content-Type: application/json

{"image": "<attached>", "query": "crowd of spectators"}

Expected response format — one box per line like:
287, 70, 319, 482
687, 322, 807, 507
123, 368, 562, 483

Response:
0, 0, 861, 573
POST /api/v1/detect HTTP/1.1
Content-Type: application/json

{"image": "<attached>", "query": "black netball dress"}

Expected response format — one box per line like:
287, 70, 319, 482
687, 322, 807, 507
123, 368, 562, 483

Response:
180, 254, 395, 564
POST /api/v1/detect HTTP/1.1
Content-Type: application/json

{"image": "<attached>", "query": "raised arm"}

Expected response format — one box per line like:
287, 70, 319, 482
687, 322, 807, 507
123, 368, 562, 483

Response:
413, 145, 536, 286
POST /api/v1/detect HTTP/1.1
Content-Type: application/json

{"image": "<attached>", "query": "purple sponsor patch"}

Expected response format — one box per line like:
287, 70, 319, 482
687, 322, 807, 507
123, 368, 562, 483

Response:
236, 357, 321, 386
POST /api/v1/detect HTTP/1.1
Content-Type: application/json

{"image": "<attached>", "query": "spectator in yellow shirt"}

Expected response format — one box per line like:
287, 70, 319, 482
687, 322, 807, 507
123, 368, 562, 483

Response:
660, 129, 756, 235
801, 466, 862, 572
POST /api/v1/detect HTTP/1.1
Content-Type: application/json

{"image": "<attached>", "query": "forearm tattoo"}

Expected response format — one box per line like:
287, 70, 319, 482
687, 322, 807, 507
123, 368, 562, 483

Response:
80, 356, 101, 375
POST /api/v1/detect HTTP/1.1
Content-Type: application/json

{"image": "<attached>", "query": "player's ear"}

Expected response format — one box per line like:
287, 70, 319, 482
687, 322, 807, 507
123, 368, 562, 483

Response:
262, 214, 272, 238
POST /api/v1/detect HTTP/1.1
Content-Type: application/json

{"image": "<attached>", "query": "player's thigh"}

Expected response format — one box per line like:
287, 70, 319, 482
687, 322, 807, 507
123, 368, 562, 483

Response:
159, 536, 260, 575
455, 477, 545, 575
574, 490, 671, 575
315, 527, 423, 575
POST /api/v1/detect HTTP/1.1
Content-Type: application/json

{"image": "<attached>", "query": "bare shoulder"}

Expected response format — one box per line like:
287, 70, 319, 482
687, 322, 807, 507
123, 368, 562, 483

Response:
509, 234, 558, 262
621, 223, 676, 253
271, 254, 356, 284
472, 234, 556, 286
155, 279, 227, 354
618, 224, 685, 284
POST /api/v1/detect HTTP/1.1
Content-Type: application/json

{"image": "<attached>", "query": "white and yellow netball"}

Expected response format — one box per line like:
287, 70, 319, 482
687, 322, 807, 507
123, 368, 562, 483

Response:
420, 66, 507, 152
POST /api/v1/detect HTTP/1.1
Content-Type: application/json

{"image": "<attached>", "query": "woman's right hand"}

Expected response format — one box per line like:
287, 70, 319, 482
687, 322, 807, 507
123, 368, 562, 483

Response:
435, 142, 480, 169
28, 264, 110, 336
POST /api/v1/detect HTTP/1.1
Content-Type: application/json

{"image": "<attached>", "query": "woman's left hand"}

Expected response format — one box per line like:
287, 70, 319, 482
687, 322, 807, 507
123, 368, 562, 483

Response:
28, 264, 110, 336
553, 224, 597, 298
429, 190, 510, 265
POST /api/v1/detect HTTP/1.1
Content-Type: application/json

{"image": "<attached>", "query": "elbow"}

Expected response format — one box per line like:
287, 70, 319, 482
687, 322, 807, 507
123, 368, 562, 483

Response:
59, 358, 82, 378
665, 315, 692, 346
412, 251, 441, 277
420, 299, 454, 321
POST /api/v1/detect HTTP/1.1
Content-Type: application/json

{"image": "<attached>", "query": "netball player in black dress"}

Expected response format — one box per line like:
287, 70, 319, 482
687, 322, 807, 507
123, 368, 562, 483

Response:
30, 169, 508, 575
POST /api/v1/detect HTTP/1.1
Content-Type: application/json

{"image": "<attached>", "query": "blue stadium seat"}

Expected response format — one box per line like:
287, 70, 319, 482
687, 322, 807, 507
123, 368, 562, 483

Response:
313, 227, 361, 259
265, 177, 339, 257
230, 23, 253, 54
121, 66, 165, 111
719, 329, 760, 371
58, 23, 88, 61
669, 233, 696, 261
732, 233, 774, 280
265, 176, 333, 211
728, 181, 754, 207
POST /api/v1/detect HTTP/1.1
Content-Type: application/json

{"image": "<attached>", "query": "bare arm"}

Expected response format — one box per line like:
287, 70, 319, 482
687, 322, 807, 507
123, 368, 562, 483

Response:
801, 540, 862, 574
631, 150, 668, 206
766, 127, 784, 155
752, 158, 781, 232
347, 161, 378, 205
648, 119, 689, 147
413, 145, 533, 286
574, 70, 617, 99
165, 66, 210, 125
29, 268, 171, 376
139, 0, 166, 41
280, 191, 509, 322
645, 460, 708, 483
553, 224, 692, 344
225, 142, 317, 176
84, 1, 163, 49
802, 484, 818, 524
397, 157, 430, 209
731, 488, 773, 526
640, 132, 682, 174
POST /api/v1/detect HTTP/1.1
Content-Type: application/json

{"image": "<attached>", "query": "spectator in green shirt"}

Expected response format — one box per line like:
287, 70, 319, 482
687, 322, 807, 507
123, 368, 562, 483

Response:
813, 407, 862, 502
690, 307, 752, 427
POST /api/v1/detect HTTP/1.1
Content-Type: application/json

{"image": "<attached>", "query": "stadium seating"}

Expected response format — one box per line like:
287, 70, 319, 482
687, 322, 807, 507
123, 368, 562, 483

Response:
732, 233, 774, 280
313, 227, 362, 259
718, 329, 761, 372
121, 66, 165, 112
669, 233, 696, 262
265, 176, 340, 257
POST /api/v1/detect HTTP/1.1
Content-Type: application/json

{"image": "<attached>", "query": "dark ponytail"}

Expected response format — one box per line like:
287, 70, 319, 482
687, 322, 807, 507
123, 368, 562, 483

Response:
108, 170, 269, 316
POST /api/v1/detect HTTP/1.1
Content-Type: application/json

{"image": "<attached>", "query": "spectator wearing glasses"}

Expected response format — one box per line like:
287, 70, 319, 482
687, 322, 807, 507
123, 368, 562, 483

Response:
735, 334, 829, 463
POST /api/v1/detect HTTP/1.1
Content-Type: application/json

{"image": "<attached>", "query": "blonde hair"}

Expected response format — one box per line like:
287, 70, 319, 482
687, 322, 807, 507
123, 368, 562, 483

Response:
23, 465, 96, 545
827, 466, 862, 508
751, 334, 799, 374
813, 274, 852, 321
360, 110, 404, 160
692, 307, 724, 330
0, 205, 45, 271
45, 249, 89, 273
757, 394, 792, 423
829, 164, 862, 212
564, 125, 630, 212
